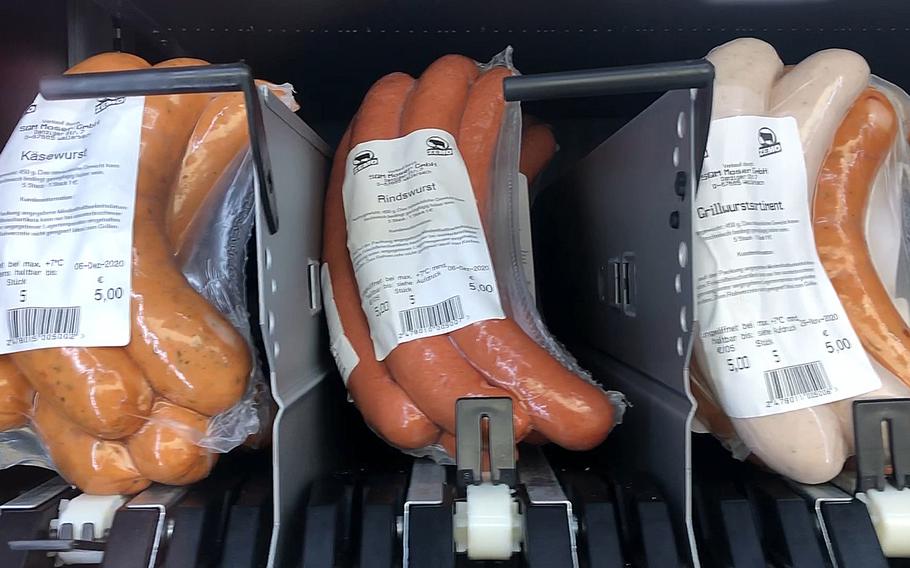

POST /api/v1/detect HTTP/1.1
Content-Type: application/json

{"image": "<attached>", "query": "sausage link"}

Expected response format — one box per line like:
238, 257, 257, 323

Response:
456, 66, 513, 221
375, 56, 531, 439
0, 358, 32, 431
452, 320, 614, 450
519, 122, 557, 184
127, 399, 217, 485
167, 82, 295, 257
9, 53, 155, 439
167, 91, 249, 255
695, 40, 853, 484
770, 49, 870, 201
32, 395, 150, 495
65, 52, 150, 74
813, 89, 909, 385
126, 58, 251, 416
451, 66, 615, 451
13, 348, 153, 439
705, 38, 783, 120
324, 110, 440, 449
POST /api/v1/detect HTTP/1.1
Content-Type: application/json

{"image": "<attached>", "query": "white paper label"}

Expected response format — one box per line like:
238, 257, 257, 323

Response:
0, 95, 144, 353
516, 174, 536, 303
321, 263, 359, 385
342, 128, 504, 359
694, 116, 880, 418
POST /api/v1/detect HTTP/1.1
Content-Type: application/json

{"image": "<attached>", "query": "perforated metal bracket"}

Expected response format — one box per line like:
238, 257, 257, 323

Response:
523, 60, 713, 568
853, 398, 910, 492
455, 397, 517, 489
39, 63, 279, 233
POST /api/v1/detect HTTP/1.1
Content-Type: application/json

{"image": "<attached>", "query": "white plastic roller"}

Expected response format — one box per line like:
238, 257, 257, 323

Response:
857, 484, 910, 557
54, 494, 126, 565
453, 483, 522, 560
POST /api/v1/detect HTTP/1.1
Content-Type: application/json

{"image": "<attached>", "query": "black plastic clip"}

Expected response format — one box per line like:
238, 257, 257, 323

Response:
853, 398, 910, 492
8, 521, 106, 553
38, 63, 279, 234
455, 397, 517, 489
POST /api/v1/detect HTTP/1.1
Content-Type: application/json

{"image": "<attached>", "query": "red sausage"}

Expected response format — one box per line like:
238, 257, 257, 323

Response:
377, 56, 531, 439
323, 105, 440, 449
451, 66, 615, 451
520, 123, 557, 184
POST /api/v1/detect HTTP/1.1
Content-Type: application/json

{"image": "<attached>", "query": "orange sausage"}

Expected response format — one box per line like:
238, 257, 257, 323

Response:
501, 121, 558, 447
126, 399, 216, 485
13, 348, 152, 439
375, 56, 531, 439
0, 359, 32, 431
450, 66, 615, 451
9, 53, 156, 439
520, 123, 557, 184
65, 52, 150, 74
167, 82, 296, 257
387, 336, 532, 438
323, 109, 440, 450
457, 66, 514, 220
32, 395, 150, 495
125, 58, 251, 416
814, 88, 909, 386
452, 320, 615, 450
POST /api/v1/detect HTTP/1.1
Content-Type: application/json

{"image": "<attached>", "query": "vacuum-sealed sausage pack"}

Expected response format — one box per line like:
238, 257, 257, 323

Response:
0, 52, 296, 494
321, 48, 626, 462
692, 38, 910, 484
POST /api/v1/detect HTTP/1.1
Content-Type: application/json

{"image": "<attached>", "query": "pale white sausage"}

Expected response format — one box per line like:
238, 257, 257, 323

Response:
706, 38, 783, 120
696, 39, 866, 484
732, 410, 848, 484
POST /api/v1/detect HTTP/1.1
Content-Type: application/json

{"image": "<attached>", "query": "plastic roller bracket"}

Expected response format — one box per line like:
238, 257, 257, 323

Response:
853, 398, 910, 492
39, 63, 279, 233
455, 397, 517, 488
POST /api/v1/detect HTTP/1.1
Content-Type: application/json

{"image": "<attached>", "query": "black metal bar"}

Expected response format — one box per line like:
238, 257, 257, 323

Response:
38, 63, 279, 234
503, 59, 714, 102
8, 538, 106, 552
820, 500, 888, 568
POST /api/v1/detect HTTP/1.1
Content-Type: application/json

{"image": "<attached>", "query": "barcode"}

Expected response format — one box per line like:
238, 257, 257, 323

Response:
399, 296, 464, 336
7, 306, 81, 340
764, 360, 833, 404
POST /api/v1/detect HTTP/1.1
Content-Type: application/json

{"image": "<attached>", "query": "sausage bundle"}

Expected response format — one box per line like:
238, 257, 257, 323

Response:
322, 51, 619, 459
693, 38, 910, 484
0, 51, 287, 493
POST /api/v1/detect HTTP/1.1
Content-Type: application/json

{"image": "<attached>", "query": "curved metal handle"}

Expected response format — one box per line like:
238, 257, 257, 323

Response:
39, 63, 279, 234
503, 59, 714, 102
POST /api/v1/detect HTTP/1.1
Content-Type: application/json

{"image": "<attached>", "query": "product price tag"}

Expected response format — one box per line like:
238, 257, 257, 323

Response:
694, 116, 879, 418
0, 94, 143, 353
342, 128, 505, 359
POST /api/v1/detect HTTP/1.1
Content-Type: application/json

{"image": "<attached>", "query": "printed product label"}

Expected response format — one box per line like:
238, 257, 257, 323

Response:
694, 116, 880, 418
342, 128, 505, 359
321, 263, 359, 384
0, 94, 144, 353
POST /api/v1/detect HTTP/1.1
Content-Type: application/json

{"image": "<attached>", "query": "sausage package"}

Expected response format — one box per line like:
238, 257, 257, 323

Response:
692, 38, 910, 484
0, 52, 292, 493
321, 48, 625, 463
